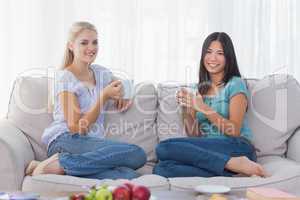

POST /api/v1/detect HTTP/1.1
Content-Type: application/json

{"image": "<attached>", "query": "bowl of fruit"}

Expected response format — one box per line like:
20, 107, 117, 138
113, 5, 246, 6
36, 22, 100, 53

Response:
69, 182, 153, 200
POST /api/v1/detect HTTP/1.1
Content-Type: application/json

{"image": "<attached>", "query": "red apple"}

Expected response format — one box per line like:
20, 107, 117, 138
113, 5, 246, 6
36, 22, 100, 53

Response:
132, 185, 151, 200
112, 185, 131, 200
123, 182, 134, 192
69, 193, 86, 200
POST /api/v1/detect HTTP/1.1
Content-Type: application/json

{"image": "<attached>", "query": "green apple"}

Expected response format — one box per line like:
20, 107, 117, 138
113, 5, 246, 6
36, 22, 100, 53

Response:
85, 187, 97, 200
95, 186, 112, 200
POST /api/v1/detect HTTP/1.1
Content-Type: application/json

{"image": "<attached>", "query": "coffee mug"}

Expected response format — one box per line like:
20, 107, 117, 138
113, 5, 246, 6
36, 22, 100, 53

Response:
175, 85, 198, 103
121, 79, 134, 99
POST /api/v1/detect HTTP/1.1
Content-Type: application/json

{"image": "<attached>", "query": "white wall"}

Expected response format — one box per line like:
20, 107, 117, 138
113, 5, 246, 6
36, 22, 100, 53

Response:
0, 0, 299, 117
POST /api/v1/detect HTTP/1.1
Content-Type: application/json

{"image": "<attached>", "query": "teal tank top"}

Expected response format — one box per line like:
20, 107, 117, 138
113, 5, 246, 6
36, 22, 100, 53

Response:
196, 76, 252, 140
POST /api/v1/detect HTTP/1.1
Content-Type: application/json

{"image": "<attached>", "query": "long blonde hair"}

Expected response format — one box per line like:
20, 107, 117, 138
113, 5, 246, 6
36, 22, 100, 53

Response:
62, 21, 97, 69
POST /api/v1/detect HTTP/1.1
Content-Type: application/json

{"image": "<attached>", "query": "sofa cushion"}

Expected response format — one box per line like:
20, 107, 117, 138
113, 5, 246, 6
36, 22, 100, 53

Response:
7, 76, 52, 160
246, 75, 300, 157
287, 128, 300, 162
104, 83, 159, 162
168, 156, 300, 194
156, 83, 192, 141
22, 174, 169, 192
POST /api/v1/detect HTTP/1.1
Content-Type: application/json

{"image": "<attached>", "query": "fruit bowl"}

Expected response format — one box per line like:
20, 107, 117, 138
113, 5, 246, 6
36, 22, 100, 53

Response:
69, 182, 153, 200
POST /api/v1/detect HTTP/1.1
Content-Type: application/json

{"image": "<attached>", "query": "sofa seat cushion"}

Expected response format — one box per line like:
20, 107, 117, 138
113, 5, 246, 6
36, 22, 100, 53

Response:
168, 156, 300, 194
22, 174, 169, 193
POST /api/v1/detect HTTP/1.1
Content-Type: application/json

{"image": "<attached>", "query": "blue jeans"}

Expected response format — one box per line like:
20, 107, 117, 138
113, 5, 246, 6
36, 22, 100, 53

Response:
48, 132, 147, 180
153, 136, 257, 177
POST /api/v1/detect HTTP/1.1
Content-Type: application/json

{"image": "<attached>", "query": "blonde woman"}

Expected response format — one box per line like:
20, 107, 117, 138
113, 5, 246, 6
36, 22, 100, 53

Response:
26, 22, 146, 179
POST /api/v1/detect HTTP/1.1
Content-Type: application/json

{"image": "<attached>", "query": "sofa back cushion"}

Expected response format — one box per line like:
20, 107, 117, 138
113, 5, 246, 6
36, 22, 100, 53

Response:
104, 83, 159, 162
246, 74, 300, 156
7, 76, 52, 160
7, 76, 159, 162
156, 75, 300, 157
156, 83, 190, 141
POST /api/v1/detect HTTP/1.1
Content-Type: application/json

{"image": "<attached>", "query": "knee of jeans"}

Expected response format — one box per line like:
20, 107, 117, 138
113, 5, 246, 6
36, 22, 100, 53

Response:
153, 162, 171, 177
116, 167, 140, 179
47, 143, 64, 157
155, 143, 170, 160
159, 138, 176, 145
152, 163, 163, 176
130, 145, 147, 167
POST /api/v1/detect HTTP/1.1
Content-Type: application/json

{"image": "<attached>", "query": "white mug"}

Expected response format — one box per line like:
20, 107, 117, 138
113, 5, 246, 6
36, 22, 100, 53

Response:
175, 85, 198, 103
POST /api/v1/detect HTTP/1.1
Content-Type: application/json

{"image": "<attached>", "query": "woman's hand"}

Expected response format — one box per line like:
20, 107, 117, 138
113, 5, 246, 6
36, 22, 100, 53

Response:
103, 80, 122, 100
176, 89, 205, 112
114, 99, 133, 112
176, 89, 195, 117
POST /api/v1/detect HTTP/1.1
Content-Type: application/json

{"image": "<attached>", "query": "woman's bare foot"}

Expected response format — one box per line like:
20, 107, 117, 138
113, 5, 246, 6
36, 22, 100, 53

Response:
32, 153, 64, 176
225, 156, 268, 177
25, 160, 41, 176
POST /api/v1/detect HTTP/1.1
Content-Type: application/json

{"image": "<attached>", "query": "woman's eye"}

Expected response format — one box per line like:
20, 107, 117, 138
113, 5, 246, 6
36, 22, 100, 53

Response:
93, 41, 98, 45
81, 42, 88, 45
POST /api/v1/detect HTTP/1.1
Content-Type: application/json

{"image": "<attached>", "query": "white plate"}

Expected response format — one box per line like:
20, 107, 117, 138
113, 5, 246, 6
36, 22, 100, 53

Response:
8, 192, 40, 200
194, 184, 231, 194
149, 195, 157, 200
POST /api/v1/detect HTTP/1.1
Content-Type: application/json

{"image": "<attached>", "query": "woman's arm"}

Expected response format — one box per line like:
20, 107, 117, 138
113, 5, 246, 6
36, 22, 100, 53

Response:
176, 89, 201, 136
182, 107, 201, 137
195, 93, 248, 137
59, 80, 122, 135
177, 89, 247, 137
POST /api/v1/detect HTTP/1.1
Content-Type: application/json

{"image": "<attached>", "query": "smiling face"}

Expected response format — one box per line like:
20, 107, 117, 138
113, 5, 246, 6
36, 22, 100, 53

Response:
198, 32, 241, 95
204, 40, 226, 77
68, 29, 98, 65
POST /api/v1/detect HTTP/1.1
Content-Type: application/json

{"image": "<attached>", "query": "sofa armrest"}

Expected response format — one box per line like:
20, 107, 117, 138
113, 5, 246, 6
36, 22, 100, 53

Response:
287, 128, 300, 163
0, 119, 34, 190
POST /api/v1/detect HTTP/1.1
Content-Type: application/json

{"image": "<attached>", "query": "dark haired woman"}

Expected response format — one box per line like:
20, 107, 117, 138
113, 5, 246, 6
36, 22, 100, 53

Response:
153, 32, 267, 178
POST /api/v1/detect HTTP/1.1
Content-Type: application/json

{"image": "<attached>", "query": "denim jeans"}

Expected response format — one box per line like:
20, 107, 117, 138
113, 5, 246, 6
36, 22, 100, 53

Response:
47, 132, 147, 180
153, 136, 257, 178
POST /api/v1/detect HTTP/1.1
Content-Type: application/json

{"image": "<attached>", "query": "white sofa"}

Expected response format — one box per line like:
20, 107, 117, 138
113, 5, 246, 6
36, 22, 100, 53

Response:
1, 74, 300, 195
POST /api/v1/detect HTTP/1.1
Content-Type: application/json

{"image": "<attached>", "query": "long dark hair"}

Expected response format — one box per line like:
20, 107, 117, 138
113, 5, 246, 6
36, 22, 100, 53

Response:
198, 32, 241, 95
